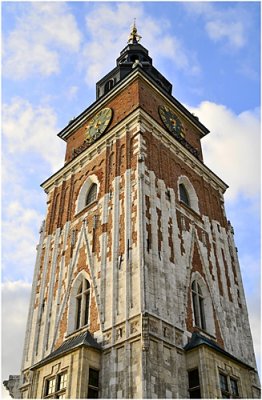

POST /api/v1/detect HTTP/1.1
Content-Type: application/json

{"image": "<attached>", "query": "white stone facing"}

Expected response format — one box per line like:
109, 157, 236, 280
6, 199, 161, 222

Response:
42, 227, 61, 357
21, 221, 45, 371
31, 235, 51, 366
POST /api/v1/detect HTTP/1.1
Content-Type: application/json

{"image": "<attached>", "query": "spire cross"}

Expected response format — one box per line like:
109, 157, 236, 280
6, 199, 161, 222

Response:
128, 19, 142, 44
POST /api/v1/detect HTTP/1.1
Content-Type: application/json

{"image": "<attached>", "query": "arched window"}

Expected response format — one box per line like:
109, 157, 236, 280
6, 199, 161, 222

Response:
76, 175, 99, 214
179, 183, 190, 207
85, 183, 97, 206
192, 280, 206, 330
178, 176, 199, 213
76, 279, 90, 330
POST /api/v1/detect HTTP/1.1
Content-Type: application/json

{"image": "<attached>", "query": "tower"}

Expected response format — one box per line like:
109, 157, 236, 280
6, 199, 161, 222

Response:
18, 24, 260, 398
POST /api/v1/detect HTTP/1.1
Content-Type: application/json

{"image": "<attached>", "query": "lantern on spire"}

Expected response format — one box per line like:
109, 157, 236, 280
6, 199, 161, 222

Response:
128, 19, 142, 44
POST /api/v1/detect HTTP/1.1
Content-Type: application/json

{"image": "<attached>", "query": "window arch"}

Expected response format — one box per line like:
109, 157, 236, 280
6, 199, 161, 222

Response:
192, 280, 206, 330
68, 273, 91, 334
76, 175, 99, 214
190, 274, 216, 336
75, 278, 90, 330
179, 183, 190, 207
177, 176, 199, 214
86, 183, 97, 206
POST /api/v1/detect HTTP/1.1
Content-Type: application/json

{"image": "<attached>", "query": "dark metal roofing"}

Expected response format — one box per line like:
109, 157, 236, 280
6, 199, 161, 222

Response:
32, 330, 101, 369
184, 332, 255, 371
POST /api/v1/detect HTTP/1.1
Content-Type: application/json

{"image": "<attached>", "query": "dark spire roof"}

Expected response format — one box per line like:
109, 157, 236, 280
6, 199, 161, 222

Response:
96, 22, 172, 99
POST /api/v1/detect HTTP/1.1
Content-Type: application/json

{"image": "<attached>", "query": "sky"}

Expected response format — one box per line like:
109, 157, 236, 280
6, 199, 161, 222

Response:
1, 0, 261, 396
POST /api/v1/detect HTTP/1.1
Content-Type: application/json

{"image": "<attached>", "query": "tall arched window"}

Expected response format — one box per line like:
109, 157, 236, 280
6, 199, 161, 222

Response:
76, 175, 99, 214
85, 183, 97, 206
177, 176, 200, 214
76, 279, 90, 330
179, 183, 190, 207
192, 280, 206, 330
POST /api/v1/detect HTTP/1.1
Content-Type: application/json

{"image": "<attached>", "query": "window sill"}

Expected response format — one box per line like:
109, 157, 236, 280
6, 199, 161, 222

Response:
44, 390, 66, 399
192, 326, 216, 341
179, 201, 202, 222
75, 200, 98, 219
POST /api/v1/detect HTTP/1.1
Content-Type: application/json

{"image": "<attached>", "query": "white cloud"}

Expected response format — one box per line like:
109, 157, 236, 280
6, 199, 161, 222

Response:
82, 3, 201, 85
187, 101, 260, 201
2, 98, 64, 280
3, 98, 65, 171
2, 281, 32, 381
67, 85, 79, 100
206, 20, 245, 49
187, 103, 260, 373
3, 2, 82, 79
151, 34, 200, 75
82, 3, 142, 84
2, 201, 43, 281
1, 156, 44, 282
183, 2, 247, 50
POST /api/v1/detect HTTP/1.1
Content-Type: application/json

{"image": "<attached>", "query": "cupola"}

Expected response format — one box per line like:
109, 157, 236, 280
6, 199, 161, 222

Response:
96, 21, 172, 99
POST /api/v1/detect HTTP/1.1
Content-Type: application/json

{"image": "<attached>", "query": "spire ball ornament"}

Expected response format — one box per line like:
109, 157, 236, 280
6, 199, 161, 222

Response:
128, 19, 142, 44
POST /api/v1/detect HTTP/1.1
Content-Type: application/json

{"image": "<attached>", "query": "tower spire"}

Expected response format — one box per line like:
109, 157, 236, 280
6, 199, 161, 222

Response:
127, 19, 142, 44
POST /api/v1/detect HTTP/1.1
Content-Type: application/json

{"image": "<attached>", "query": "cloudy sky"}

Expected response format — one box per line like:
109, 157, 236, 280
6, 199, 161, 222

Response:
2, 1, 260, 395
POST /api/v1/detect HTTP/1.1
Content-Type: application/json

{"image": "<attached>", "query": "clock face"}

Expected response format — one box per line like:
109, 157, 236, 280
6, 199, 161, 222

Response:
85, 108, 113, 143
159, 105, 184, 137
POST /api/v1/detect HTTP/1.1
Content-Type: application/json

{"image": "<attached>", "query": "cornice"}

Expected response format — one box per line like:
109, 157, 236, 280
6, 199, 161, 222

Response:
42, 107, 227, 195
58, 67, 209, 142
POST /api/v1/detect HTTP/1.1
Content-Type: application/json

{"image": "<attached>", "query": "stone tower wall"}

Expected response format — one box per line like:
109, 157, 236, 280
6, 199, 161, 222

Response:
21, 107, 143, 373
20, 72, 259, 398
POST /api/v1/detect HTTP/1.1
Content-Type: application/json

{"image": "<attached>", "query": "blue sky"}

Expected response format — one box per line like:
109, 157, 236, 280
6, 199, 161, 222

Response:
2, 1, 261, 394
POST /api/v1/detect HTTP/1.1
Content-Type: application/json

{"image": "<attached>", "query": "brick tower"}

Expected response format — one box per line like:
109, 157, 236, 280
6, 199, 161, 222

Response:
19, 24, 260, 399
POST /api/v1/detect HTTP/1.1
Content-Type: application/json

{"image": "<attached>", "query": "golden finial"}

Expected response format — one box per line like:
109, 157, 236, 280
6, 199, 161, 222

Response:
128, 19, 142, 44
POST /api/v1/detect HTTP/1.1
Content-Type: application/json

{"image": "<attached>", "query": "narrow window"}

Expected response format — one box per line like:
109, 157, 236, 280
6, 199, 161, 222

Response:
219, 373, 230, 398
75, 279, 90, 330
230, 377, 239, 397
45, 377, 56, 396
219, 373, 240, 399
87, 368, 99, 398
188, 369, 201, 398
192, 281, 206, 330
179, 183, 190, 207
76, 283, 83, 330
104, 79, 114, 94
86, 183, 97, 206
57, 373, 67, 391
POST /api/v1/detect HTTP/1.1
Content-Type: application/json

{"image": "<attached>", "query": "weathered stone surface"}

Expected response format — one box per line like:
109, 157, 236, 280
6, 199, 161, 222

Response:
19, 70, 260, 399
